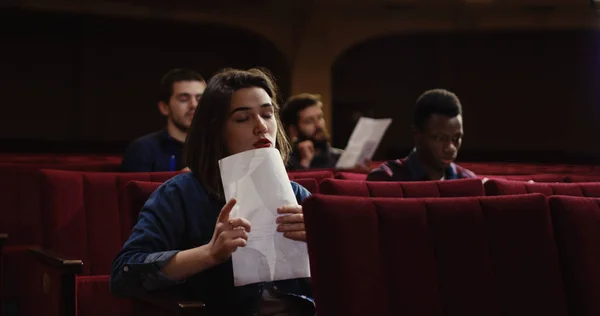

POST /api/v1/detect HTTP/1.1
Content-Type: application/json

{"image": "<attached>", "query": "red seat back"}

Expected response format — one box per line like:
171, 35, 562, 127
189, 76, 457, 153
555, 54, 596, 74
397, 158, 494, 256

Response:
484, 179, 600, 197
334, 172, 368, 181
303, 193, 567, 316
479, 174, 568, 182
121, 181, 163, 236
459, 162, 596, 175
319, 178, 484, 198
40, 169, 178, 275
549, 195, 600, 316
287, 170, 333, 183
120, 178, 317, 242
0, 161, 120, 246
292, 178, 319, 194
566, 175, 600, 182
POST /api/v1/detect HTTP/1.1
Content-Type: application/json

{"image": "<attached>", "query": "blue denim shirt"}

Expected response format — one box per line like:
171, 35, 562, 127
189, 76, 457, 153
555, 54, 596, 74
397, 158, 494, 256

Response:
110, 172, 313, 315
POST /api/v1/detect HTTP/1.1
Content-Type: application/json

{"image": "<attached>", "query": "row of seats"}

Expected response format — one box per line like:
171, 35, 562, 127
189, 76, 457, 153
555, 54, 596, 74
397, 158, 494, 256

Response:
0, 169, 326, 247
303, 193, 600, 316
122, 179, 600, 316
1, 168, 598, 260
0, 170, 333, 316
10, 169, 600, 256
459, 161, 600, 175
5, 167, 600, 316
1, 164, 598, 244
3, 153, 600, 175
320, 178, 600, 198
0, 154, 122, 164
1, 156, 600, 316
0, 157, 597, 246
335, 171, 600, 183
7, 166, 600, 249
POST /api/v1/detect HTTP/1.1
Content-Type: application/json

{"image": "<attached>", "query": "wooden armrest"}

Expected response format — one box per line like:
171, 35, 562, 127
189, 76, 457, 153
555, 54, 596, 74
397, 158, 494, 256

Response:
28, 248, 83, 275
26, 248, 82, 316
136, 291, 207, 316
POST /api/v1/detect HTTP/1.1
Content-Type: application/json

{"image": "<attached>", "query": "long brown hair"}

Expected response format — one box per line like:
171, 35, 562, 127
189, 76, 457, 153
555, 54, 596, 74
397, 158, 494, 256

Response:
185, 68, 291, 200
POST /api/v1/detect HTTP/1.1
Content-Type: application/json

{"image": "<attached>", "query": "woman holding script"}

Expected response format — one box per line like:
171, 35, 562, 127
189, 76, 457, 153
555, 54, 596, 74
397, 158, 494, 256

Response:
111, 68, 314, 316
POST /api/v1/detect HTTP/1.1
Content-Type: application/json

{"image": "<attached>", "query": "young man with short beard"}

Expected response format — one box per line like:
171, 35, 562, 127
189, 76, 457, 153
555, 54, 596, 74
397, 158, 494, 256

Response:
120, 69, 206, 172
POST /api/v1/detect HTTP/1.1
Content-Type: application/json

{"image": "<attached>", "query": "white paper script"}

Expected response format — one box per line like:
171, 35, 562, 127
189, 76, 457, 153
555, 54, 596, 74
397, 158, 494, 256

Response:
218, 148, 311, 286
336, 117, 392, 169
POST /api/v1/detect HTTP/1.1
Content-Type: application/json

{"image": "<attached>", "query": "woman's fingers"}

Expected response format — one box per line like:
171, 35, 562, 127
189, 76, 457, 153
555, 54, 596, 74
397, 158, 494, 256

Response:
220, 227, 249, 241
277, 205, 302, 214
276, 213, 303, 224
228, 217, 252, 232
277, 222, 305, 232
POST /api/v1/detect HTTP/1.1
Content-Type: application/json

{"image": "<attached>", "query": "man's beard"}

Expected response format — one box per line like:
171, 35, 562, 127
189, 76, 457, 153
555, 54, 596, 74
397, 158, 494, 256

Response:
297, 129, 330, 158
172, 117, 190, 135
298, 129, 329, 148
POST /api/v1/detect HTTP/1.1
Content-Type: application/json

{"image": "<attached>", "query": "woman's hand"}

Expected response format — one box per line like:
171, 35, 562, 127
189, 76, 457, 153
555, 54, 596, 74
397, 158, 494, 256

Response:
297, 140, 316, 169
208, 198, 252, 264
276, 205, 306, 242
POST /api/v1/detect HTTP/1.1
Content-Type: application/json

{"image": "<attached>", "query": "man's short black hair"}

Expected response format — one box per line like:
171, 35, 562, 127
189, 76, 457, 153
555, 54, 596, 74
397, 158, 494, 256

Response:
158, 69, 205, 104
414, 89, 462, 131
280, 93, 322, 131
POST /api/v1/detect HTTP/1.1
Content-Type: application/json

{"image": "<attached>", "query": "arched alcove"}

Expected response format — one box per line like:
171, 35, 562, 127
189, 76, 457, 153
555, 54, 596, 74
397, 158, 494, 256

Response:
332, 29, 600, 163
332, 33, 444, 160
0, 8, 290, 151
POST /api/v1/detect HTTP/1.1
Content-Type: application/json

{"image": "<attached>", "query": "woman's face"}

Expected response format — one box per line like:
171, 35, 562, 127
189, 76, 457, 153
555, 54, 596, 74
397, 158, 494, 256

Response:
225, 87, 278, 155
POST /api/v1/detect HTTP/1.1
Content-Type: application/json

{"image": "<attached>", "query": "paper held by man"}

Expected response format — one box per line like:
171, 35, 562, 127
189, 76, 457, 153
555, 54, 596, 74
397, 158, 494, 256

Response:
335, 117, 392, 169
218, 148, 311, 287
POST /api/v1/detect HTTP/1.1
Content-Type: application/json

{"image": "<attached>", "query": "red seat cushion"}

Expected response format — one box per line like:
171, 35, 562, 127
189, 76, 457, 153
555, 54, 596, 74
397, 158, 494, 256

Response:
319, 178, 484, 198
303, 193, 568, 316
484, 179, 600, 197
77, 275, 133, 316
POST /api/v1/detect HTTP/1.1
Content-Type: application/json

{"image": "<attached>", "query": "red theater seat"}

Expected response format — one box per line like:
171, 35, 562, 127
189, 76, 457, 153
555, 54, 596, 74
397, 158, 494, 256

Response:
0, 161, 127, 309
319, 178, 484, 198
7, 170, 179, 316
302, 193, 568, 316
484, 179, 600, 197
549, 196, 600, 316
121, 180, 211, 315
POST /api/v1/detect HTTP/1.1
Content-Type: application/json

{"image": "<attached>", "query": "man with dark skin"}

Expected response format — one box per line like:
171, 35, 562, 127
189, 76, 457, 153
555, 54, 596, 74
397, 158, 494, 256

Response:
368, 89, 475, 181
